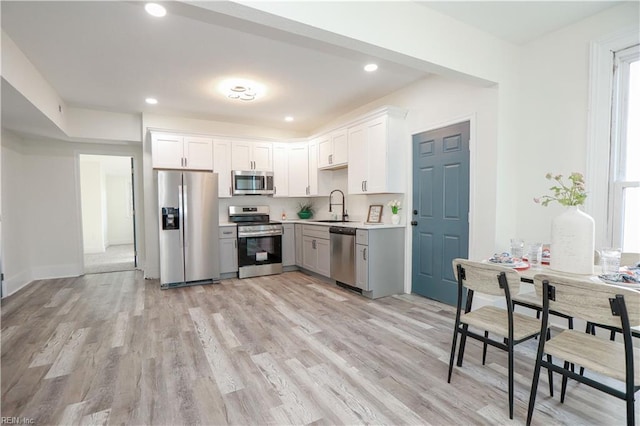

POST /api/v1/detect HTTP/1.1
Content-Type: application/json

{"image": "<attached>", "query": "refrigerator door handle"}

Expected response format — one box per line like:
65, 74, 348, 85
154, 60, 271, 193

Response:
179, 184, 185, 249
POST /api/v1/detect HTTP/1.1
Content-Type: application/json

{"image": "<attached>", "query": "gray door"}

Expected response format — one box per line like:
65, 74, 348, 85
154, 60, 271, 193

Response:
412, 122, 470, 305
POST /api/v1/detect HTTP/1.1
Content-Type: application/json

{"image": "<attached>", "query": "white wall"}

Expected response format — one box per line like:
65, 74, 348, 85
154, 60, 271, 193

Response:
106, 175, 134, 245
80, 160, 106, 253
1, 130, 31, 295
0, 134, 144, 296
514, 3, 639, 247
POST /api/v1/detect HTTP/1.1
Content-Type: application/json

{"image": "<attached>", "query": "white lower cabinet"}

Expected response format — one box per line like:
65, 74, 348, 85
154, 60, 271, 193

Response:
282, 223, 295, 267
355, 228, 404, 299
219, 226, 238, 275
301, 225, 330, 277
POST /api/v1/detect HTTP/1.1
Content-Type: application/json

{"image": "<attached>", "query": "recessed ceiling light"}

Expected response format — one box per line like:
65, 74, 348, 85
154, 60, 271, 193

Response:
285, 116, 294, 122
145, 97, 158, 105
145, 3, 166, 18
364, 63, 378, 72
219, 78, 266, 102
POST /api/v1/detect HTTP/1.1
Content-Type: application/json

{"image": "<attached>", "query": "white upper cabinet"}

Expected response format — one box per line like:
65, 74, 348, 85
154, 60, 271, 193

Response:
308, 138, 331, 196
231, 140, 273, 171
347, 108, 407, 194
272, 143, 289, 197
318, 128, 348, 169
151, 133, 213, 171
213, 139, 232, 198
288, 143, 309, 197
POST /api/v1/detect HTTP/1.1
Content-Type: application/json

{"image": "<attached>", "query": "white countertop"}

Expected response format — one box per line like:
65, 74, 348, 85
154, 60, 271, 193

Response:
279, 219, 405, 229
219, 219, 405, 230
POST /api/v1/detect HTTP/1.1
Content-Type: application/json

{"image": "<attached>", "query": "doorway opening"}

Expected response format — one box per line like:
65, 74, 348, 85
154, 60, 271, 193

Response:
79, 154, 137, 274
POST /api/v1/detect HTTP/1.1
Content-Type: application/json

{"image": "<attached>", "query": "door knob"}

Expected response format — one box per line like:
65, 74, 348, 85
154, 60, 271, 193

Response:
411, 221, 418, 226
413, 209, 418, 215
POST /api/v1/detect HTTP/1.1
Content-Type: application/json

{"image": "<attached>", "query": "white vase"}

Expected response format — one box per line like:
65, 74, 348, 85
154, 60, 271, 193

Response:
550, 206, 595, 275
391, 214, 400, 225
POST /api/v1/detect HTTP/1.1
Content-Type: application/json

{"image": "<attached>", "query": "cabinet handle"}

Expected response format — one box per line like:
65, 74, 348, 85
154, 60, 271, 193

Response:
229, 186, 232, 196
312, 239, 316, 249
329, 154, 332, 164
364, 180, 368, 192
185, 158, 187, 168
274, 186, 277, 195
361, 181, 365, 192
363, 248, 367, 261
234, 240, 237, 248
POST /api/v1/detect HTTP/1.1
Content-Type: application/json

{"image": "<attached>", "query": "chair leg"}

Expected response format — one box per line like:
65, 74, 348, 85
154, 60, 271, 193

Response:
527, 345, 545, 425
456, 324, 469, 367
508, 339, 514, 420
560, 361, 570, 403
580, 323, 593, 376
482, 331, 488, 365
447, 326, 460, 383
546, 354, 554, 397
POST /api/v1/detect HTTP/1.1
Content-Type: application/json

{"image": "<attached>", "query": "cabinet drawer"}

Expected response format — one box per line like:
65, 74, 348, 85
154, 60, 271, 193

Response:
302, 225, 329, 240
356, 229, 368, 245
219, 226, 237, 239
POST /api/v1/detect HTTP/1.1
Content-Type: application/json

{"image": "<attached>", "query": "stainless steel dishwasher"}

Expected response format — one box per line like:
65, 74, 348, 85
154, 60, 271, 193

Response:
330, 226, 357, 288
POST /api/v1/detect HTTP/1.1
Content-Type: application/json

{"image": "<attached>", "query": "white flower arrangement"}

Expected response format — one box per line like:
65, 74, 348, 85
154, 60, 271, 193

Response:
387, 200, 401, 214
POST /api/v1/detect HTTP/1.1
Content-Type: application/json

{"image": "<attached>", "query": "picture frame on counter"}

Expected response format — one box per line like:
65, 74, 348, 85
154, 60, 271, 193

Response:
366, 204, 383, 223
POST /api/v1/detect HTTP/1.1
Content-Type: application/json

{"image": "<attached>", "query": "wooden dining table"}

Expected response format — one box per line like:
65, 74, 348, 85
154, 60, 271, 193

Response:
517, 263, 640, 290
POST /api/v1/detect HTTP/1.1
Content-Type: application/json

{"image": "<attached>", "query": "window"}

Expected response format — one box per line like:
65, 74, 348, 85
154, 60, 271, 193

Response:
586, 28, 639, 253
610, 45, 639, 252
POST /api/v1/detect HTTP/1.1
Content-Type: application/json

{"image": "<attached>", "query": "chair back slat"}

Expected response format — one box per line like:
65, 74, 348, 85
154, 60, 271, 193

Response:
533, 274, 640, 328
452, 259, 521, 297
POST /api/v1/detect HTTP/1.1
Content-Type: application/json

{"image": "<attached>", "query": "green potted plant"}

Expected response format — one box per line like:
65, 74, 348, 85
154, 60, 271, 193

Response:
297, 201, 314, 219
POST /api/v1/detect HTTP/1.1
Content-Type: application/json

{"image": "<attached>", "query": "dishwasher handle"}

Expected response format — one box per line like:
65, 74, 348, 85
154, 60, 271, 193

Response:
329, 226, 357, 235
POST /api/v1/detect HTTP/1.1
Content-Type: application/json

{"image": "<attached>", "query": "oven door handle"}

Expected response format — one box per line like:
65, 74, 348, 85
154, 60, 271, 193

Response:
238, 230, 283, 238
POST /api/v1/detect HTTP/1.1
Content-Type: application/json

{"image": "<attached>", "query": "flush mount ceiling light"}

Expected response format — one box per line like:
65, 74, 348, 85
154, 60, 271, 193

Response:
219, 78, 266, 102
364, 63, 378, 72
145, 97, 158, 105
145, 3, 166, 18
284, 116, 294, 122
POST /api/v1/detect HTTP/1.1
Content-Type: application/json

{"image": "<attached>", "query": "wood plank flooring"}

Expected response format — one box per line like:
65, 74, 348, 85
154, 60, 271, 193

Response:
1, 270, 636, 425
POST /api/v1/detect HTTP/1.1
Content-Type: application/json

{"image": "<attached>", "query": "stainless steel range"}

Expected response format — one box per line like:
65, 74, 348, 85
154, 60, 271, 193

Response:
229, 206, 283, 278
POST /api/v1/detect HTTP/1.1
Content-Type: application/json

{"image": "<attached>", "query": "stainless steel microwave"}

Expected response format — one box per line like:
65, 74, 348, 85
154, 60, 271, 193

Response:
232, 170, 274, 195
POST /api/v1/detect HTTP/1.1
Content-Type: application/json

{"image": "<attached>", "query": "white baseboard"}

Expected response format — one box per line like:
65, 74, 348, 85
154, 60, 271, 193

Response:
31, 263, 83, 281
84, 245, 105, 254
3, 269, 33, 297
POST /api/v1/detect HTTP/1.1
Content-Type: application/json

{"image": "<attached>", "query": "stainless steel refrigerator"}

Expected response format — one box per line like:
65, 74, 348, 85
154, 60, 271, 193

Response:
157, 170, 220, 289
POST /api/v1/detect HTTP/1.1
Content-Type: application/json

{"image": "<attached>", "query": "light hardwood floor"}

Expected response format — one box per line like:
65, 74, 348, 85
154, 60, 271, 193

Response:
1, 270, 636, 425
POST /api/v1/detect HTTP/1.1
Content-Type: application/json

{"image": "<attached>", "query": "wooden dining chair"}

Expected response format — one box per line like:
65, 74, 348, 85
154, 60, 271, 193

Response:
449, 259, 542, 419
526, 274, 640, 426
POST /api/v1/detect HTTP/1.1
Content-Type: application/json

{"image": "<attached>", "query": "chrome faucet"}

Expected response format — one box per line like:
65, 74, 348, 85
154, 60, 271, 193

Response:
329, 189, 346, 221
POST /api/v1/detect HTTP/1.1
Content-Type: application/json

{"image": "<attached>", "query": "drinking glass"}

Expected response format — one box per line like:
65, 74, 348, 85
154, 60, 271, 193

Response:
527, 243, 543, 265
510, 238, 525, 259
600, 247, 622, 276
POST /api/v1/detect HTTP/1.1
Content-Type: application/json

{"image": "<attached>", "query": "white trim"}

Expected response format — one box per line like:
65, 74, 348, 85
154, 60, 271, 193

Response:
586, 26, 639, 248
406, 113, 476, 294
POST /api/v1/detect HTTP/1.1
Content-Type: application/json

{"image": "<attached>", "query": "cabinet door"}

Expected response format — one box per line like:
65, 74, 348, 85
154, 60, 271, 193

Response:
365, 117, 388, 193
213, 140, 232, 198
231, 142, 252, 170
252, 142, 273, 171
295, 224, 303, 266
332, 129, 348, 166
302, 236, 317, 272
307, 139, 318, 196
152, 134, 184, 169
356, 244, 368, 290
317, 134, 332, 169
184, 136, 213, 170
220, 238, 238, 274
288, 143, 309, 197
316, 238, 331, 277
282, 224, 295, 267
347, 125, 367, 194
272, 143, 289, 197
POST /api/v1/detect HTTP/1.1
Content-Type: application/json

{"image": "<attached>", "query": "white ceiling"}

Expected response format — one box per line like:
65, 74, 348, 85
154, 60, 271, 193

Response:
1, 1, 624, 139
419, 1, 622, 45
